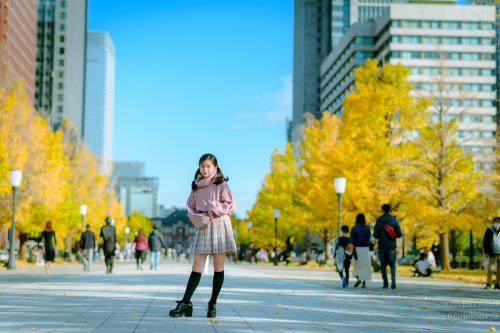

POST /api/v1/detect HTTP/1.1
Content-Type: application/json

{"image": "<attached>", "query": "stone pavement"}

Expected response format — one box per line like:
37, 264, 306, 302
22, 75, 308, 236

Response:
0, 260, 498, 332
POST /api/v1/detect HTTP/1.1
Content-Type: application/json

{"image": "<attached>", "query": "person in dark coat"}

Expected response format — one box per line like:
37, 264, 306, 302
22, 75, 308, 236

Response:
100, 216, 117, 274
148, 225, 166, 270
373, 204, 402, 289
80, 224, 96, 272
351, 213, 372, 288
39, 221, 57, 275
430, 241, 441, 268
483, 217, 500, 290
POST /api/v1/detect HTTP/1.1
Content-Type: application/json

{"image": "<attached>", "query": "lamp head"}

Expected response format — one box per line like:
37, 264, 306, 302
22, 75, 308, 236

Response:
246, 221, 252, 229
334, 177, 347, 194
79, 204, 88, 216
9, 170, 23, 187
272, 208, 280, 219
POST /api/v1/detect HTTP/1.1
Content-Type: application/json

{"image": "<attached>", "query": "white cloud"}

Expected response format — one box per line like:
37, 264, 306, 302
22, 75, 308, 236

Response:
233, 75, 292, 129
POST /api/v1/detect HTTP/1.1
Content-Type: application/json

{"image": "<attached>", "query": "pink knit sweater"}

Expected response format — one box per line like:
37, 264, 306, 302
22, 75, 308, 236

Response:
186, 172, 236, 229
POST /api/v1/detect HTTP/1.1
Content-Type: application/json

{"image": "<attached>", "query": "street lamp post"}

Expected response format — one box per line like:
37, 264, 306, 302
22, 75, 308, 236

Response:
334, 177, 346, 246
246, 221, 252, 244
272, 208, 280, 266
124, 225, 130, 261
8, 170, 22, 270
79, 204, 87, 233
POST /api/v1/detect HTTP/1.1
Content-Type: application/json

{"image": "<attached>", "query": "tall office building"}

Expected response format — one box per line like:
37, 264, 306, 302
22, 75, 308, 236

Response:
320, 4, 496, 169
292, 0, 399, 144
113, 162, 159, 218
84, 31, 115, 172
0, 0, 37, 102
35, 0, 87, 136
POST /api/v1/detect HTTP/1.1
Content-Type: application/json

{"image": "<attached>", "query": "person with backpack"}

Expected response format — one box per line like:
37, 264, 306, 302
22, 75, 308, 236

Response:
334, 225, 356, 288
80, 224, 96, 272
373, 204, 402, 289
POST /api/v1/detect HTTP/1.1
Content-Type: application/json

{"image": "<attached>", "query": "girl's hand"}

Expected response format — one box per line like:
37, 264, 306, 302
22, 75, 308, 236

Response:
208, 211, 214, 223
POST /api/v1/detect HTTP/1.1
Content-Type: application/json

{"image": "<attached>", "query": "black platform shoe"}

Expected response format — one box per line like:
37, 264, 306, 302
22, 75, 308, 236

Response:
207, 302, 216, 318
169, 301, 193, 318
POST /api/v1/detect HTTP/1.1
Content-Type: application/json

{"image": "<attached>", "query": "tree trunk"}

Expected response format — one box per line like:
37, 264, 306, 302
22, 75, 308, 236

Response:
439, 232, 451, 271
323, 228, 329, 261
18, 232, 30, 260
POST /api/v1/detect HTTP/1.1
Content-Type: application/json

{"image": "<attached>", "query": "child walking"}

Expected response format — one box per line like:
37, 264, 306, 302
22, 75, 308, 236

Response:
169, 154, 237, 318
334, 225, 357, 288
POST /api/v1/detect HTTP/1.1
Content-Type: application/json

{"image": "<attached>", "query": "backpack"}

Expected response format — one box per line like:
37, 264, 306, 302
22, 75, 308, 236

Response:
384, 223, 397, 240
345, 243, 354, 256
334, 245, 346, 271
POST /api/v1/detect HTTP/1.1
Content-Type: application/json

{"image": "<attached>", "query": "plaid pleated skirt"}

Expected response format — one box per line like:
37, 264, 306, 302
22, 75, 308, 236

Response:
192, 215, 237, 255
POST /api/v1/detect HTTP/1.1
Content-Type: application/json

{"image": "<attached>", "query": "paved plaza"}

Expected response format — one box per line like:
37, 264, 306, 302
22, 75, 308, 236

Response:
0, 260, 498, 332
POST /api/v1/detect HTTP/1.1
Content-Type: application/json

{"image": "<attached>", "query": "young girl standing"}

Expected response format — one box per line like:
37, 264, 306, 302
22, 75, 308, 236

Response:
169, 154, 236, 318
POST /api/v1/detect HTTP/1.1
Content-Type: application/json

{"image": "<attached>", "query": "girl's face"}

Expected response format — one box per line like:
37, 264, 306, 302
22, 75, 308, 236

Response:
199, 159, 216, 178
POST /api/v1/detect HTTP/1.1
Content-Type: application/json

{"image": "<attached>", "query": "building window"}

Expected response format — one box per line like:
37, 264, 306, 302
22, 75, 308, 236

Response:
483, 69, 493, 76
445, 53, 460, 60
443, 21, 460, 29
59, 59, 64, 66
482, 38, 493, 45
423, 52, 439, 59
463, 22, 480, 30
59, 47, 64, 55
483, 23, 493, 30
61, 12, 66, 20
391, 20, 401, 27
59, 71, 64, 78
444, 68, 460, 76
403, 36, 420, 44
61, 0, 66, 8
58, 82, 63, 90
58, 94, 63, 102
57, 106, 63, 113
462, 53, 480, 61
403, 20, 420, 28
462, 37, 480, 45
60, 23, 65, 31
423, 21, 440, 29
483, 53, 494, 60
443, 37, 460, 45
391, 36, 401, 43
422, 36, 439, 44
60, 35, 65, 43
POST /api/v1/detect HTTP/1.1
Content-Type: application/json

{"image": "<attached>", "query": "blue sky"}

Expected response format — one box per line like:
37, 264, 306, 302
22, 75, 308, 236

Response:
88, 0, 293, 218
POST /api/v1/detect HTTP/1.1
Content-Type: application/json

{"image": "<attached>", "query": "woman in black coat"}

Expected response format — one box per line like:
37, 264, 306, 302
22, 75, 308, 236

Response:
39, 221, 57, 275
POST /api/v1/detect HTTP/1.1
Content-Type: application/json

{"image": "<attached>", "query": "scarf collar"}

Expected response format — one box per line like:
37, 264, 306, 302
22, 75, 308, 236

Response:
195, 171, 216, 188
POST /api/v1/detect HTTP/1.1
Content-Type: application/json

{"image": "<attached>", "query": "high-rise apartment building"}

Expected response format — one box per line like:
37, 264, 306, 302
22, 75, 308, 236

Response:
113, 162, 159, 218
35, 0, 87, 135
320, 4, 496, 169
292, 0, 399, 144
0, 0, 37, 102
84, 31, 115, 172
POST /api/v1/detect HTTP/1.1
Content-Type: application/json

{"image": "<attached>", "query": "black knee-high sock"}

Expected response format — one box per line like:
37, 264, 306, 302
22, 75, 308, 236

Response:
182, 271, 202, 303
209, 271, 224, 305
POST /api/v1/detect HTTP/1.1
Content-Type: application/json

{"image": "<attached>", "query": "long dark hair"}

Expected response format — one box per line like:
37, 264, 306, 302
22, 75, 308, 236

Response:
355, 213, 366, 224
45, 221, 53, 232
191, 153, 228, 191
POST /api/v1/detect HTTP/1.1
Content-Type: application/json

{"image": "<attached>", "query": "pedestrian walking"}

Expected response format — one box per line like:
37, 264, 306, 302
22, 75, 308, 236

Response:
334, 225, 356, 288
169, 153, 236, 319
80, 224, 96, 272
39, 221, 57, 275
483, 217, 500, 290
100, 216, 117, 274
148, 225, 166, 270
351, 213, 372, 288
132, 229, 149, 270
373, 204, 402, 289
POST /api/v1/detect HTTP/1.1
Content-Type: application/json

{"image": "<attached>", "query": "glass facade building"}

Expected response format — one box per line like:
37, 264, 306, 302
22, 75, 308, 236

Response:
84, 31, 115, 173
